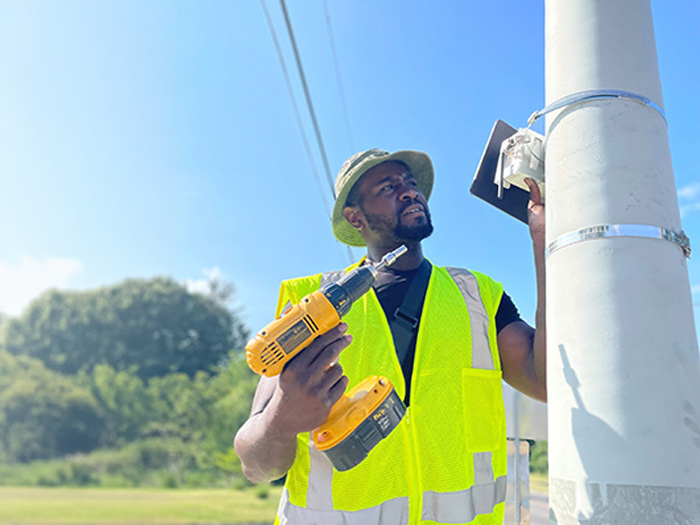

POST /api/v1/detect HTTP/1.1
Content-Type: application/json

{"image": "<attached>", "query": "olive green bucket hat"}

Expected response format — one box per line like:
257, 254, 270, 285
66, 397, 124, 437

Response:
332, 148, 434, 247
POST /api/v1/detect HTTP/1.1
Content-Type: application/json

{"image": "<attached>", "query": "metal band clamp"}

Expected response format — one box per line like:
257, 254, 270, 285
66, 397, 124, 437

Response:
546, 224, 691, 259
528, 89, 667, 126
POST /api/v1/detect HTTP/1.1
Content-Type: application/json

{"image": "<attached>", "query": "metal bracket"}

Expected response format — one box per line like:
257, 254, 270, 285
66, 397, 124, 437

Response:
528, 89, 667, 126
546, 224, 691, 259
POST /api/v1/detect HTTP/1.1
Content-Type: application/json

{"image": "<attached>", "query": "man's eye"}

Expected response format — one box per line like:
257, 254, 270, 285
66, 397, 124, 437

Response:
381, 184, 394, 192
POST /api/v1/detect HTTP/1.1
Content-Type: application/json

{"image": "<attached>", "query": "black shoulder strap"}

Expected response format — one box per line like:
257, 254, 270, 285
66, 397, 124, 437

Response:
389, 261, 432, 367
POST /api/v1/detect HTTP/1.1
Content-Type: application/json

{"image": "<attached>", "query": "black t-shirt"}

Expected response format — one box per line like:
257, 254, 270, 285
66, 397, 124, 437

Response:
372, 260, 523, 406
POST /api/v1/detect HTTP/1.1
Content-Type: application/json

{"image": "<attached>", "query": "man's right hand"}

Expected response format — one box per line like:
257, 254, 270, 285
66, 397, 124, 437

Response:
234, 322, 352, 483
267, 323, 352, 438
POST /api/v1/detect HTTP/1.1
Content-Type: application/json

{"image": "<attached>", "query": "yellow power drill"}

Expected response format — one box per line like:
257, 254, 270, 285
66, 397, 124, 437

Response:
246, 246, 408, 471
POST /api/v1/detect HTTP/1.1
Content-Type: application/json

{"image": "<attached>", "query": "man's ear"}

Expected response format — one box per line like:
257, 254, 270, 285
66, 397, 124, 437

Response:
343, 206, 364, 231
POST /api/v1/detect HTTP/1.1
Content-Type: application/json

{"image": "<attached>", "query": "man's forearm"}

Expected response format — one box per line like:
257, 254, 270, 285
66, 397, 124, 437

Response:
532, 235, 547, 401
523, 177, 547, 400
234, 405, 298, 484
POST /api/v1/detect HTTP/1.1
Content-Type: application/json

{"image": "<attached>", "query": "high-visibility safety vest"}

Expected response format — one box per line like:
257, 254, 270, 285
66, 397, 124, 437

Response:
273, 260, 507, 525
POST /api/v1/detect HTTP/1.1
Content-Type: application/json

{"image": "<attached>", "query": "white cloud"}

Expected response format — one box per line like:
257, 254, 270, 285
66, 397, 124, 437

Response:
678, 182, 700, 218
678, 182, 700, 201
681, 202, 700, 218
183, 267, 222, 295
0, 257, 84, 317
692, 285, 700, 295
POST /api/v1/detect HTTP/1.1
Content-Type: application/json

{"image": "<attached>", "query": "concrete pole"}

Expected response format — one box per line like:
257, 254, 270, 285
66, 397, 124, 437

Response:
544, 1, 700, 523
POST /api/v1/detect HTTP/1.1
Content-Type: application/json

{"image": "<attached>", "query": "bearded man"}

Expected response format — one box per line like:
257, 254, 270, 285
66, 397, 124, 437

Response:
235, 148, 546, 525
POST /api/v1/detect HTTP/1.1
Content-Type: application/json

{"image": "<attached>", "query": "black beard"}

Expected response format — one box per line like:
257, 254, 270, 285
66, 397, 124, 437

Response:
394, 217, 434, 241
362, 202, 434, 243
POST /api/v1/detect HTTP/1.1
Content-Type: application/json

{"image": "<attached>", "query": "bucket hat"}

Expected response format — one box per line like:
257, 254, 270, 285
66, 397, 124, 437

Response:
332, 148, 434, 247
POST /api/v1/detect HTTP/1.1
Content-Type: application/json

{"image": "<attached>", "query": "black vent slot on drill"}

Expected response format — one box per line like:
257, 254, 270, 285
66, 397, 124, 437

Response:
303, 315, 318, 333
261, 342, 285, 366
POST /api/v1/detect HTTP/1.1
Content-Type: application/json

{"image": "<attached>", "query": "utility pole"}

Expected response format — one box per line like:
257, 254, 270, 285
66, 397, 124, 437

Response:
544, 1, 700, 522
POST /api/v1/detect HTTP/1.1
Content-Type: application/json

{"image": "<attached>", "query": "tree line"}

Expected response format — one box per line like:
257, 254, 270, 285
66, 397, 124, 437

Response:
0, 277, 259, 487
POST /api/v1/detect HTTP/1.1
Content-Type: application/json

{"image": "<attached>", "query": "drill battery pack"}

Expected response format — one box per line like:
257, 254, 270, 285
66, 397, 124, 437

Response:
313, 376, 406, 471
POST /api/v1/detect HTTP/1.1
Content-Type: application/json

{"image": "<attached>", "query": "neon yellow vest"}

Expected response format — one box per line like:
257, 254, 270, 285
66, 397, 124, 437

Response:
274, 260, 506, 525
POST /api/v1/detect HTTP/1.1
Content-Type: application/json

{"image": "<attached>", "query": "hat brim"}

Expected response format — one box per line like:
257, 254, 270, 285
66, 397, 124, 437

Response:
332, 150, 434, 247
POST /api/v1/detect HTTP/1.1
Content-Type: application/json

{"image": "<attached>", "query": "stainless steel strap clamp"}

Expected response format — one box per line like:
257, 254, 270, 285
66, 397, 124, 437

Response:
528, 89, 667, 126
546, 224, 691, 259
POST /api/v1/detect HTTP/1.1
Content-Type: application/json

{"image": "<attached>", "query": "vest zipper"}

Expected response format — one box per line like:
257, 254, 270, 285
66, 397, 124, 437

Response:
406, 269, 432, 524
370, 285, 424, 523
406, 408, 422, 524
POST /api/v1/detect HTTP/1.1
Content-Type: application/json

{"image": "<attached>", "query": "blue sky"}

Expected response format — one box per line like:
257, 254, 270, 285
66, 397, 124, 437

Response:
1, 1, 698, 338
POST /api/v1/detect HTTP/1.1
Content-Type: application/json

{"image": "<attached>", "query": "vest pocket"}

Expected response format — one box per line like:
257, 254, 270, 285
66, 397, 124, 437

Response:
462, 368, 504, 452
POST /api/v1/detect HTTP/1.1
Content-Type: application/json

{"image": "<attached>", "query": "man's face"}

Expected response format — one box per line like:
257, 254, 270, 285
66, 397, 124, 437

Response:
346, 161, 433, 246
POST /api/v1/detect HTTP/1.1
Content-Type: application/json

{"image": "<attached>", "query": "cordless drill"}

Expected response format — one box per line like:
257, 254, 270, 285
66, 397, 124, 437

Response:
245, 246, 408, 471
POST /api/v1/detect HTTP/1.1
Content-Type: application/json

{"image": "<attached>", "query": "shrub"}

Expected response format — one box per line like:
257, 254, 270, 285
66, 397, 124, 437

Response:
0, 352, 105, 463
530, 440, 548, 474
160, 472, 179, 489
254, 484, 270, 499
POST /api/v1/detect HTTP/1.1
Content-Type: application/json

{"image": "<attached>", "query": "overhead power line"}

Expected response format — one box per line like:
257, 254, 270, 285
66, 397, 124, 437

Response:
278, 0, 336, 199
322, 0, 355, 152
259, 0, 332, 216
260, 0, 354, 264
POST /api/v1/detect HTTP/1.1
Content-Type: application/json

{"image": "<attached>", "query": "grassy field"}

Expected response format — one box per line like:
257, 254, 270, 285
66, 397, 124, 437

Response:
530, 472, 548, 494
0, 486, 282, 525
0, 476, 547, 524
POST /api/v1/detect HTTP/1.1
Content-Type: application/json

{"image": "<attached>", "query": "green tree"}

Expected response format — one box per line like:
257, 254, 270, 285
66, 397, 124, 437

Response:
0, 313, 9, 346
3, 277, 248, 379
530, 440, 548, 474
139, 352, 258, 472
87, 364, 152, 445
144, 358, 256, 453
0, 350, 105, 462
145, 371, 213, 441
77, 350, 258, 457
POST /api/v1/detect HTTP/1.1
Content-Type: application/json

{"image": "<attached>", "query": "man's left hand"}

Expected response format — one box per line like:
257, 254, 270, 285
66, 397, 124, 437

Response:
524, 178, 545, 242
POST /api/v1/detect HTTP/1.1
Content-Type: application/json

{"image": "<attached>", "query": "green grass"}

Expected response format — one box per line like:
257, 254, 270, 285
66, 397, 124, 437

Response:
0, 475, 546, 524
0, 486, 282, 525
530, 472, 548, 494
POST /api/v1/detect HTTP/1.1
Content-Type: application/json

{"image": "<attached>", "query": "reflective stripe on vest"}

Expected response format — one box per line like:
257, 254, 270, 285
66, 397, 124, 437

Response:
445, 267, 494, 371
421, 452, 507, 523
307, 445, 333, 509
278, 487, 410, 525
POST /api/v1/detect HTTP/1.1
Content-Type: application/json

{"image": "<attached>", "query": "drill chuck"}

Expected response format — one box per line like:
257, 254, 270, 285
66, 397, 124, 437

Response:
321, 266, 374, 317
321, 244, 409, 316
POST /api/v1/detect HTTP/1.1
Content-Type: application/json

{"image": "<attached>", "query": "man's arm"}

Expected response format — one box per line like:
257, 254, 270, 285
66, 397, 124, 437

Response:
233, 324, 351, 483
497, 178, 546, 402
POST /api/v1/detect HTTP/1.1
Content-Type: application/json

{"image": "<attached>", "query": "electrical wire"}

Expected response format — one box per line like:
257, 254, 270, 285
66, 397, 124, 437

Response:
279, 0, 336, 198
259, 0, 332, 216
321, 0, 355, 152
260, 0, 354, 264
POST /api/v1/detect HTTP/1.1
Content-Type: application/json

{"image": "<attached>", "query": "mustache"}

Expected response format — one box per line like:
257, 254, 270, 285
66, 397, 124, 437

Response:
398, 200, 428, 215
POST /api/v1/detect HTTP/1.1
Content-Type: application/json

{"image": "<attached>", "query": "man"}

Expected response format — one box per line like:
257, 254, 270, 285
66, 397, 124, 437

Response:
234, 149, 546, 524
